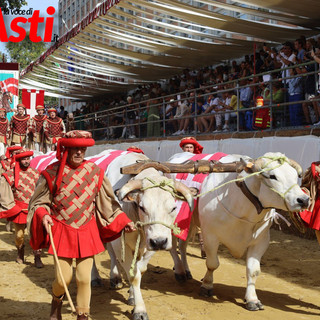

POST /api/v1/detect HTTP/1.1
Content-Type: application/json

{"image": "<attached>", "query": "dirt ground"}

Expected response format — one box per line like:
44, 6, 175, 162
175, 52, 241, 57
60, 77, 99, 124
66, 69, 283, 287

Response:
1, 221, 320, 320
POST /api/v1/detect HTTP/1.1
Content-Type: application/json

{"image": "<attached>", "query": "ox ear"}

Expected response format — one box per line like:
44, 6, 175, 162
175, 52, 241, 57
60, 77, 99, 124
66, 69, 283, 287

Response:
189, 187, 199, 197
121, 190, 141, 203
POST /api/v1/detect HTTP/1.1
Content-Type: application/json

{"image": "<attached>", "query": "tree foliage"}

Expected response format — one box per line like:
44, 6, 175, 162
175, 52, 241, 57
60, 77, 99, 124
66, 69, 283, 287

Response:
6, 34, 47, 70
0, 0, 27, 10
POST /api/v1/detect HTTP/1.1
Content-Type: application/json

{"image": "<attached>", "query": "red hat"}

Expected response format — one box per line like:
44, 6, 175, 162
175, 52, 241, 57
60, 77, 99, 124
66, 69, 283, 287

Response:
179, 137, 203, 154
127, 146, 144, 154
0, 107, 6, 112
5, 146, 23, 159
17, 103, 26, 109
55, 130, 95, 195
13, 148, 33, 188
36, 105, 45, 110
48, 108, 57, 113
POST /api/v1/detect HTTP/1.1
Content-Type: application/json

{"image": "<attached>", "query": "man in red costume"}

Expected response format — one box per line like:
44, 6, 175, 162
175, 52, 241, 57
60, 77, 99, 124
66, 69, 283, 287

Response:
27, 130, 135, 320
179, 136, 206, 258
10, 104, 30, 147
43, 107, 66, 151
0, 145, 22, 174
0, 107, 10, 147
179, 136, 204, 154
29, 105, 47, 152
0, 148, 42, 267
299, 162, 320, 242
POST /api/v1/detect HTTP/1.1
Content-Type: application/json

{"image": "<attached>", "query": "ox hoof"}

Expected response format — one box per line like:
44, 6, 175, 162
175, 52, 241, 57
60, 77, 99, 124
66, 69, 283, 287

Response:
185, 270, 193, 280
199, 286, 214, 297
110, 277, 123, 289
133, 312, 149, 320
175, 273, 187, 283
91, 279, 102, 287
128, 297, 135, 306
245, 301, 264, 311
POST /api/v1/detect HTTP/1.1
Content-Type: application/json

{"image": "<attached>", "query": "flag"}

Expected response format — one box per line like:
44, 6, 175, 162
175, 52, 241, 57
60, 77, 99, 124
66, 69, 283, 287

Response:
21, 89, 45, 109
0, 77, 19, 96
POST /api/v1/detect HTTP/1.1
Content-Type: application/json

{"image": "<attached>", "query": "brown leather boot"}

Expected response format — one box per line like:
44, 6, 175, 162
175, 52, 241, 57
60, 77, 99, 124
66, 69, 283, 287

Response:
34, 249, 44, 268
16, 245, 25, 264
50, 294, 64, 320
77, 314, 89, 320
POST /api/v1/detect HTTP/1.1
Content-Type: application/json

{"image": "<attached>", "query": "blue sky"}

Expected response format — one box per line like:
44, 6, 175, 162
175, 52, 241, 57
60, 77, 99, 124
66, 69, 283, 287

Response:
1, 0, 59, 54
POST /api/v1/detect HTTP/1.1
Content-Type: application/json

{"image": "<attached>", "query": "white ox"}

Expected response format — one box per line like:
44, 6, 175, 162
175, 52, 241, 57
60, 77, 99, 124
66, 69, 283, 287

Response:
31, 149, 195, 320
167, 152, 309, 311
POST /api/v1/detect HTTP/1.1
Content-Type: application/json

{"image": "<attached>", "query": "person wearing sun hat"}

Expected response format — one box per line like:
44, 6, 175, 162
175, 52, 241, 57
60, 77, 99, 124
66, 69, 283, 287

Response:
9, 103, 30, 147
27, 130, 135, 320
179, 136, 204, 154
43, 107, 65, 151
0, 148, 41, 266
29, 105, 47, 152
0, 107, 10, 147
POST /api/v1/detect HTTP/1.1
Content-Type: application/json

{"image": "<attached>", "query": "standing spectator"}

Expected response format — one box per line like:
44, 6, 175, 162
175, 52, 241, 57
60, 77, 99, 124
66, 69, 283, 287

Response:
147, 93, 161, 137
239, 78, 253, 130
294, 38, 306, 63
125, 96, 137, 139
43, 108, 66, 151
58, 106, 68, 120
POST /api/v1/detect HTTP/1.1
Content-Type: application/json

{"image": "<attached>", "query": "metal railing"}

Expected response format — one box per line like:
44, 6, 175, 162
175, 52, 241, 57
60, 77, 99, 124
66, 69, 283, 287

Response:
70, 60, 320, 141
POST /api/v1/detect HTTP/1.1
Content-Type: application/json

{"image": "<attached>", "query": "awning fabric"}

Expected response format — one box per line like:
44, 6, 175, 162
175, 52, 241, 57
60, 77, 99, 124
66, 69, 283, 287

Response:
20, 0, 320, 99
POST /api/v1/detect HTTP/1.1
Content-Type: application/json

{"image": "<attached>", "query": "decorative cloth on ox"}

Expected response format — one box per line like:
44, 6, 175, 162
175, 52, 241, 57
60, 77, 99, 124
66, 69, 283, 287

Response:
0, 165, 39, 224
299, 161, 320, 230
173, 152, 227, 240
180, 137, 203, 154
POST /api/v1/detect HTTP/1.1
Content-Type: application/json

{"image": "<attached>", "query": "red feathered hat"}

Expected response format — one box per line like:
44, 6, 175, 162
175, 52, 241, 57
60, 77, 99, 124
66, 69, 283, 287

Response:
179, 137, 203, 154
36, 105, 45, 110
48, 108, 57, 113
0, 107, 6, 112
127, 146, 144, 154
12, 149, 34, 188
17, 103, 26, 109
54, 130, 95, 195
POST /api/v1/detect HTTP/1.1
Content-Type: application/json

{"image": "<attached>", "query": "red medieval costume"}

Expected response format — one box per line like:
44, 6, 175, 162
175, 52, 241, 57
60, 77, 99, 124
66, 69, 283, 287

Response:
0, 149, 41, 265
43, 108, 65, 150
27, 130, 132, 319
29, 105, 47, 152
0, 145, 22, 175
10, 104, 30, 146
299, 161, 320, 230
0, 107, 10, 146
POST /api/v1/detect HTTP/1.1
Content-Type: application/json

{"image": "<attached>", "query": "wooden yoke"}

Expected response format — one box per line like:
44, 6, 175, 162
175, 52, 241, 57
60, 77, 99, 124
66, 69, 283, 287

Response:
120, 159, 254, 175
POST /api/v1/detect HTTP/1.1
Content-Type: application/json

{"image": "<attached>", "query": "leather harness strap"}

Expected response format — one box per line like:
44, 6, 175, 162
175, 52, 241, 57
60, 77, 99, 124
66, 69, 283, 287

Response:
236, 180, 264, 214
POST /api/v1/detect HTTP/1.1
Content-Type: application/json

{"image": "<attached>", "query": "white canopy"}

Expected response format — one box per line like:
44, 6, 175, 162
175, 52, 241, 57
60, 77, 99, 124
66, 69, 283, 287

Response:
20, 0, 320, 99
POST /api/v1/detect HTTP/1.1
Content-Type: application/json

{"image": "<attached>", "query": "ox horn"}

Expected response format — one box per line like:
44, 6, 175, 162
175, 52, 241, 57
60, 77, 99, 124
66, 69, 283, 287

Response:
252, 158, 265, 173
174, 181, 195, 212
288, 159, 303, 178
118, 179, 143, 201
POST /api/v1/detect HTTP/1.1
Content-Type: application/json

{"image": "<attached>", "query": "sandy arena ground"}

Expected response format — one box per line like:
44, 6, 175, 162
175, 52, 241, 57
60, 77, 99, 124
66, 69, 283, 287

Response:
0, 221, 320, 320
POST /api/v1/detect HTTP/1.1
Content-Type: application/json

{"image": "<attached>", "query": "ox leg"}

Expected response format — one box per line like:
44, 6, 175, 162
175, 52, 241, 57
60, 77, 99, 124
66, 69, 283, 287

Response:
91, 257, 103, 287
107, 243, 123, 289
244, 232, 270, 311
200, 236, 220, 297
179, 226, 196, 280
169, 236, 187, 283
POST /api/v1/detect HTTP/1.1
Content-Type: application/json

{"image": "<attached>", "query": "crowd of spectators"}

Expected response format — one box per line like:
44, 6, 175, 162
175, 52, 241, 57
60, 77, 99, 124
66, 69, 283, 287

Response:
69, 35, 320, 140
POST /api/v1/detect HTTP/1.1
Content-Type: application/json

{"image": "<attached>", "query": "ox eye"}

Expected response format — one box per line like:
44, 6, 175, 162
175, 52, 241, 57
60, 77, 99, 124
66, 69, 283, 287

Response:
139, 206, 146, 213
269, 175, 277, 180
171, 207, 177, 213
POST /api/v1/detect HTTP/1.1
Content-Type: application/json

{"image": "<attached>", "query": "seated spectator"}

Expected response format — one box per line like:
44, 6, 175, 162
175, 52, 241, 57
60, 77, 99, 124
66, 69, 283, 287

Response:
164, 98, 178, 135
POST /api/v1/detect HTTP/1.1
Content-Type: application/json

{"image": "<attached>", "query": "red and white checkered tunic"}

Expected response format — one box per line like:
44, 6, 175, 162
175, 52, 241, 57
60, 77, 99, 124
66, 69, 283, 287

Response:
42, 161, 104, 229
43, 117, 65, 140
10, 114, 30, 135
0, 118, 9, 144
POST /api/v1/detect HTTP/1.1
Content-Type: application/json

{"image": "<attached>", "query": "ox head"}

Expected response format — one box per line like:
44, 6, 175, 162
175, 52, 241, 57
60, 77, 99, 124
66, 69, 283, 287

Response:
247, 152, 309, 212
118, 175, 196, 251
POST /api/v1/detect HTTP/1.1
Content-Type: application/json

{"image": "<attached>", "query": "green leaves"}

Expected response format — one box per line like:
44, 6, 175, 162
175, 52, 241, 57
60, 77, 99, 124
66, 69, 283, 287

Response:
0, 0, 27, 10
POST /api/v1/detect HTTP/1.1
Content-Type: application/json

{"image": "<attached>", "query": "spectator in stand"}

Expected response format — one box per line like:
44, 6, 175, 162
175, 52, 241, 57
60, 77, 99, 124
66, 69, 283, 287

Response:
173, 94, 190, 135
164, 98, 178, 135
58, 106, 68, 120
239, 78, 253, 130
294, 38, 306, 63
287, 64, 303, 126
147, 92, 161, 137
125, 96, 137, 139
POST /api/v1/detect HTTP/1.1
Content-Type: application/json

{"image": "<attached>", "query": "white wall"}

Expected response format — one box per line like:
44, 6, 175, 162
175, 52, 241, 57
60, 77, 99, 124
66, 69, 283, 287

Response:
86, 135, 319, 171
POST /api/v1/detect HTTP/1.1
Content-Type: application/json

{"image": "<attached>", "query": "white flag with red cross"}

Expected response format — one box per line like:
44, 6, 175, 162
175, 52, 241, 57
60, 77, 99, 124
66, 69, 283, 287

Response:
0, 77, 19, 96
21, 89, 45, 109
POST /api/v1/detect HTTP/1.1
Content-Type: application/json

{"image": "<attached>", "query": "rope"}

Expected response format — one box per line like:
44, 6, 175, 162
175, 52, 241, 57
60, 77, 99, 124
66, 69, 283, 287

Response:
121, 220, 180, 278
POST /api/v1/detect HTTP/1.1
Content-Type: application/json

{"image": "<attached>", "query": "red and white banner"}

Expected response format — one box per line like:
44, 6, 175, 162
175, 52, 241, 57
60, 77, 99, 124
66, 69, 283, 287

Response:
0, 77, 19, 96
21, 89, 45, 109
